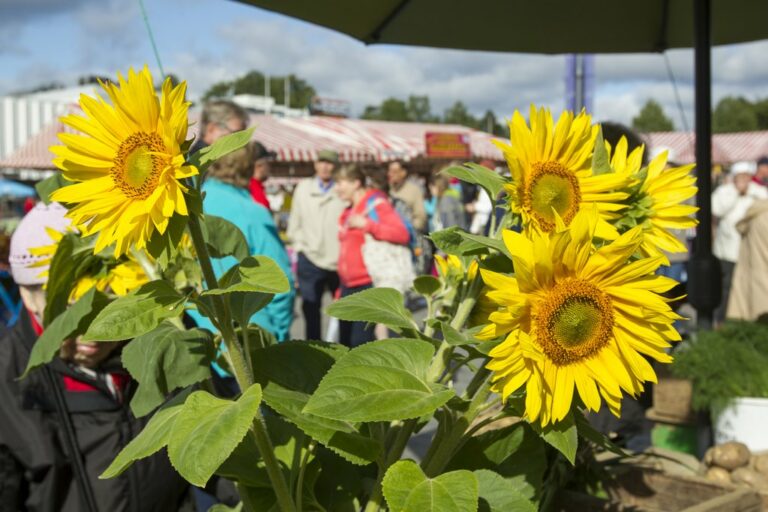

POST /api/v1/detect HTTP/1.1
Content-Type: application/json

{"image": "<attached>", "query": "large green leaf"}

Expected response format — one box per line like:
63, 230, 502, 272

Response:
42, 234, 77, 324
457, 232, 511, 258
82, 281, 185, 342
430, 227, 489, 257
591, 127, 612, 176
122, 322, 214, 417
203, 256, 289, 296
413, 275, 441, 297
35, 173, 68, 204
189, 127, 255, 170
203, 215, 249, 261
167, 384, 263, 487
383, 460, 478, 512
441, 163, 507, 200
474, 470, 536, 512
304, 339, 454, 422
326, 287, 415, 331
101, 390, 190, 479
22, 288, 110, 378
251, 341, 381, 465
534, 413, 578, 465
448, 423, 545, 501
144, 213, 188, 269
440, 321, 476, 347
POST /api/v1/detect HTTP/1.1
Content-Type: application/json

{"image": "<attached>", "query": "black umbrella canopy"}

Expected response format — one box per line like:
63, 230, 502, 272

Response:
236, 0, 767, 53
237, 0, 768, 327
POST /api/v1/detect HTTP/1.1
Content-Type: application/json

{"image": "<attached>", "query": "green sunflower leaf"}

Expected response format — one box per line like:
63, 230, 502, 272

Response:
304, 338, 454, 422
591, 127, 612, 176
167, 384, 262, 487
122, 321, 214, 417
413, 275, 441, 297
326, 287, 416, 331
442, 162, 507, 201
251, 340, 381, 465
533, 412, 578, 465
203, 215, 249, 261
22, 288, 110, 379
81, 280, 186, 342
474, 469, 537, 512
189, 127, 255, 171
383, 460, 478, 512
101, 389, 191, 479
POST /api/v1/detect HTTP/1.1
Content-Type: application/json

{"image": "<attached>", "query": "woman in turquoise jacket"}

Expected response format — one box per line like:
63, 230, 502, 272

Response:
190, 143, 295, 343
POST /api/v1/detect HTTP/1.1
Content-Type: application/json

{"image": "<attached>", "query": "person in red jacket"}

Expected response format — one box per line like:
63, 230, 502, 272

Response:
248, 141, 277, 210
335, 165, 410, 347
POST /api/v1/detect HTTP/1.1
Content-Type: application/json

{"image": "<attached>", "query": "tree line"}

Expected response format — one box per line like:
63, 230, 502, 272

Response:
633, 97, 768, 133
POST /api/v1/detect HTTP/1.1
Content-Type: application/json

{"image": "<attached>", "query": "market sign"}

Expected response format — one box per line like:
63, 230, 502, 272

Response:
425, 132, 471, 159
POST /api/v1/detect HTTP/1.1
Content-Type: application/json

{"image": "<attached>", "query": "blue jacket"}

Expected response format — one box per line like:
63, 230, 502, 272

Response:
190, 178, 295, 342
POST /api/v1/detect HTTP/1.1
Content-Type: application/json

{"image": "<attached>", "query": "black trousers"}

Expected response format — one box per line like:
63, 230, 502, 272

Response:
297, 253, 339, 341
339, 284, 375, 348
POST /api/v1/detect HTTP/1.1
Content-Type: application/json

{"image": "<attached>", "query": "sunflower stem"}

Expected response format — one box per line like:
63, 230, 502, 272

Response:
187, 212, 296, 512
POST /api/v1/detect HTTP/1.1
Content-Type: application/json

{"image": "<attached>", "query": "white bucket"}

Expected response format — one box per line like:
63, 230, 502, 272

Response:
713, 397, 768, 452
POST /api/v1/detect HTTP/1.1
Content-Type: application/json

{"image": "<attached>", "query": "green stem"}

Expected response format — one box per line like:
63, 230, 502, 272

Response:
187, 213, 296, 512
364, 419, 416, 512
487, 191, 498, 238
295, 440, 314, 511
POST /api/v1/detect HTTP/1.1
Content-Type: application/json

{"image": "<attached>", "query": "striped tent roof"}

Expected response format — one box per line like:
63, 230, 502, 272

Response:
0, 111, 504, 170
645, 131, 768, 165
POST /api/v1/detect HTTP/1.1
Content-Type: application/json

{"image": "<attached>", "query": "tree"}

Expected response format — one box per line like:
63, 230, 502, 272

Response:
479, 110, 506, 136
632, 99, 674, 132
443, 101, 478, 128
753, 98, 768, 130
361, 97, 410, 121
406, 95, 438, 123
713, 96, 759, 133
202, 70, 316, 109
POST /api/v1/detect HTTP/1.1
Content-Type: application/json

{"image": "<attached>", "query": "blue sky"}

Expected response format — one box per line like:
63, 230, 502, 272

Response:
2, 0, 767, 128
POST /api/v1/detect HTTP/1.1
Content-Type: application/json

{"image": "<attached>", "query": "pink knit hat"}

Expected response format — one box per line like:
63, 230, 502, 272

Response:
9, 202, 72, 286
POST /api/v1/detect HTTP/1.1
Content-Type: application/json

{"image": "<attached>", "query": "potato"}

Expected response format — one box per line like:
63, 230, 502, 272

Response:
705, 466, 732, 485
704, 447, 715, 466
752, 453, 768, 476
711, 442, 751, 470
731, 467, 768, 489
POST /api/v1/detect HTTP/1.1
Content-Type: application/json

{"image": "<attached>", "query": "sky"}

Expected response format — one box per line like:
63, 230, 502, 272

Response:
1, 0, 768, 130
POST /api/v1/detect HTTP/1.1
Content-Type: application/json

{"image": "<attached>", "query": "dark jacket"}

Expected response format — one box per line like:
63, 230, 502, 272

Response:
0, 311, 190, 512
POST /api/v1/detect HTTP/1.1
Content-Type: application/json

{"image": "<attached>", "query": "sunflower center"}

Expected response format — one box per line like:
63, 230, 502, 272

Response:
112, 132, 166, 199
535, 278, 613, 366
526, 161, 581, 231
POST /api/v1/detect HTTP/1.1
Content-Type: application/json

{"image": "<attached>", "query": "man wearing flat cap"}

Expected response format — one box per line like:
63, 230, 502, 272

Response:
287, 149, 346, 340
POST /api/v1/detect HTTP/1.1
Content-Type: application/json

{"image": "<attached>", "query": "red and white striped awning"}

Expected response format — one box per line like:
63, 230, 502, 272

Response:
645, 131, 768, 165
0, 111, 504, 170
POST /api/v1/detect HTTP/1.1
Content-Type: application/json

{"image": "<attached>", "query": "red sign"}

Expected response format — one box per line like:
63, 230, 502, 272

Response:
425, 132, 471, 159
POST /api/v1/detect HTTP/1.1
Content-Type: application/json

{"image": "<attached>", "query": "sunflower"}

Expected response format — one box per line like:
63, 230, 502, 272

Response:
28, 227, 70, 279
477, 209, 681, 426
50, 66, 197, 257
434, 254, 478, 282
495, 106, 629, 238
608, 138, 697, 263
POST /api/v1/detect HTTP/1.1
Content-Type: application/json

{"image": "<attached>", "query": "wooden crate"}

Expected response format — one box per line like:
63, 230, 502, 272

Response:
554, 467, 763, 511
653, 369, 696, 424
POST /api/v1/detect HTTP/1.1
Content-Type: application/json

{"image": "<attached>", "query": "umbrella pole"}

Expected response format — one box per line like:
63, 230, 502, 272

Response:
688, 0, 720, 330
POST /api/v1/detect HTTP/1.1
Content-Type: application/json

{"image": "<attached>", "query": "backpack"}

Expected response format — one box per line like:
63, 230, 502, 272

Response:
388, 196, 419, 255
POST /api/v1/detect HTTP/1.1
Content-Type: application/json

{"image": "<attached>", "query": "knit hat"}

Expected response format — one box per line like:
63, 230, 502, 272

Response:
731, 161, 757, 176
9, 202, 71, 286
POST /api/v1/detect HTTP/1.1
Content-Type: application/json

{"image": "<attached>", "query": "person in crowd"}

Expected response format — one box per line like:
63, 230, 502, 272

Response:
0, 202, 190, 512
248, 141, 276, 210
727, 199, 768, 322
466, 173, 495, 235
335, 165, 410, 347
387, 160, 427, 233
429, 172, 468, 232
755, 156, 768, 187
193, 143, 295, 342
286, 150, 346, 341
191, 99, 249, 154
712, 160, 768, 325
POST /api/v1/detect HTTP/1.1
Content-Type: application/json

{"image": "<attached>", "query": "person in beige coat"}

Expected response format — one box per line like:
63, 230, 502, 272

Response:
726, 199, 768, 322
287, 150, 347, 340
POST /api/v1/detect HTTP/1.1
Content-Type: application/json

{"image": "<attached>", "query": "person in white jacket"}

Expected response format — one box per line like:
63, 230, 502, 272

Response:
712, 160, 768, 323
